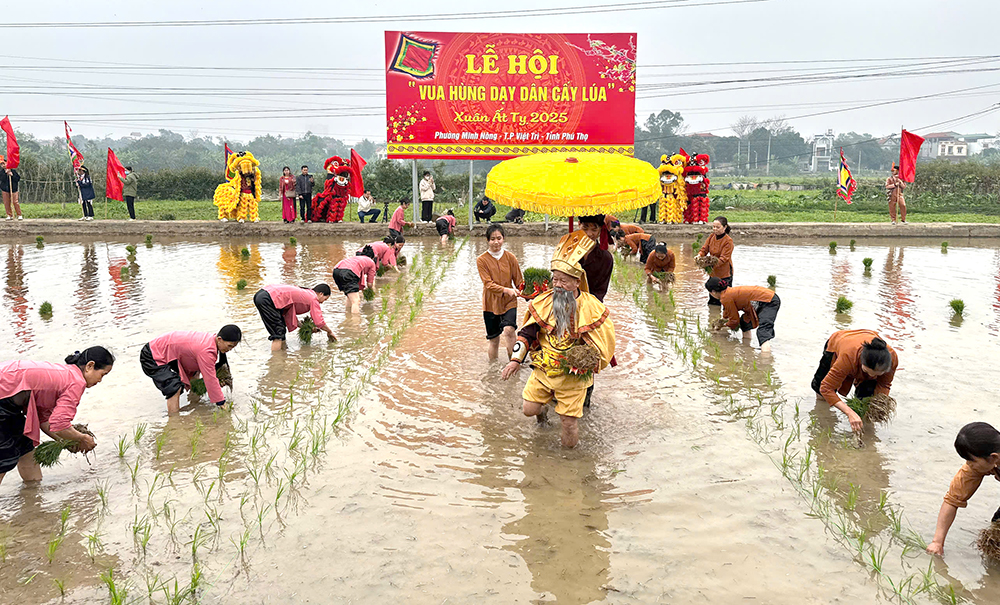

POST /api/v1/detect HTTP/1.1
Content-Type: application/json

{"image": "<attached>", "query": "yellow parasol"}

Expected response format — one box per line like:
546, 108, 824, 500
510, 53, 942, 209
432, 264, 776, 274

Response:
484, 152, 660, 218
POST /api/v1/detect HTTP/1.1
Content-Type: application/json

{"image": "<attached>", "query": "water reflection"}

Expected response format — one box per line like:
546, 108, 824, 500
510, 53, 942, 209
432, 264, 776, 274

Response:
73, 244, 100, 329
877, 246, 918, 345
4, 245, 32, 350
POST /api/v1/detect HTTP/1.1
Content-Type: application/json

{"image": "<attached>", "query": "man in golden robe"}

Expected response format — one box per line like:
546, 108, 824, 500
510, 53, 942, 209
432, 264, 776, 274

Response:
501, 231, 616, 448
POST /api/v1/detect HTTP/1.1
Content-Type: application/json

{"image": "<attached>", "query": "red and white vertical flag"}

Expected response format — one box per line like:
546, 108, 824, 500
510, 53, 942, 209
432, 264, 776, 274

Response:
64, 121, 84, 171
0, 116, 19, 169
106, 148, 126, 201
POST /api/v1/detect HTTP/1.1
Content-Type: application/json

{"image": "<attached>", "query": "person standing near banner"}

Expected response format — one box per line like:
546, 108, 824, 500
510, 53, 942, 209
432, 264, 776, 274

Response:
122, 166, 139, 221
76, 166, 96, 221
295, 165, 314, 223
0, 155, 22, 221
279, 166, 296, 223
419, 170, 435, 222
886, 164, 907, 225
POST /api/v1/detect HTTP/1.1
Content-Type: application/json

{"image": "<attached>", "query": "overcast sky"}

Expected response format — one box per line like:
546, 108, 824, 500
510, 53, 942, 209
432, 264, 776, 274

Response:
2, 0, 998, 144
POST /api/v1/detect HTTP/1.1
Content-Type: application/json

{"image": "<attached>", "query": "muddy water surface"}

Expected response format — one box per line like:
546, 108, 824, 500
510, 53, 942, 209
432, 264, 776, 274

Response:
0, 234, 998, 604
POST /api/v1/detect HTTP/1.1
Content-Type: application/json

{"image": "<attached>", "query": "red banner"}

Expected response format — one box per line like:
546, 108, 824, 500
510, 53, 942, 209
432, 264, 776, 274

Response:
385, 32, 636, 160
1, 116, 19, 169
899, 129, 924, 183
106, 148, 126, 201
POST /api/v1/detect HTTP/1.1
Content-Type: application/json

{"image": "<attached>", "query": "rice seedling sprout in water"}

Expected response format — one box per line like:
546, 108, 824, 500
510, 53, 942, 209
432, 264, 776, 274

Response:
36, 235, 44, 245
120, 266, 129, 279
767, 275, 776, 289
862, 257, 873, 269
828, 241, 837, 253
941, 241, 949, 252
289, 236, 297, 245
949, 299, 965, 317
236, 278, 247, 290
241, 246, 250, 258
835, 295, 853, 314
126, 245, 136, 255
39, 301, 53, 319
849, 239, 856, 250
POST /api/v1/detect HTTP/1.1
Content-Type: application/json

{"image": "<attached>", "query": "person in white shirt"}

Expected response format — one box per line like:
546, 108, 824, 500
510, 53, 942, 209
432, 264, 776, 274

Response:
419, 171, 436, 222
357, 190, 380, 223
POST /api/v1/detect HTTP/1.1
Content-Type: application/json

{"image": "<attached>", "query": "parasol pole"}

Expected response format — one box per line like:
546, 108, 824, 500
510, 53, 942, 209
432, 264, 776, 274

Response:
568, 216, 574, 233
544, 214, 548, 231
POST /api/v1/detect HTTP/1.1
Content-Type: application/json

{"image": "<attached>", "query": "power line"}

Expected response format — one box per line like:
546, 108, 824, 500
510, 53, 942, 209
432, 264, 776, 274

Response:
0, 0, 764, 28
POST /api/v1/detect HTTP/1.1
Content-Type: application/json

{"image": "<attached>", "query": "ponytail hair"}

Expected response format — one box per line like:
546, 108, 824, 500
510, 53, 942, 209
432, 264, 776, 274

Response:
713, 216, 731, 235
357, 245, 376, 261
860, 337, 892, 373
65, 346, 115, 370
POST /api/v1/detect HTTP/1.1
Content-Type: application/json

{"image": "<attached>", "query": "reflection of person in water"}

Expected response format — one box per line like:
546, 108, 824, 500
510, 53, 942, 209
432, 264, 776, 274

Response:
5, 245, 31, 345
74, 244, 100, 327
876, 247, 917, 340
928, 422, 1000, 556
0, 347, 115, 485
811, 330, 897, 433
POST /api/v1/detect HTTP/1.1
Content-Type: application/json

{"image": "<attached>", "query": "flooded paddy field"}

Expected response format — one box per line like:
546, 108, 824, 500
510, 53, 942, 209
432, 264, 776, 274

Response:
1, 233, 999, 604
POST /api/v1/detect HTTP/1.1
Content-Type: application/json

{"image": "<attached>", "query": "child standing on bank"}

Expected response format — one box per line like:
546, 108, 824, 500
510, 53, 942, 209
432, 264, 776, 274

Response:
927, 422, 1000, 556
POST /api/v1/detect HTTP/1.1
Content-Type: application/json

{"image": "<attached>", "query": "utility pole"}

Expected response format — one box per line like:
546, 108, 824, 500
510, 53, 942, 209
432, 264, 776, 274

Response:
736, 140, 741, 175
858, 148, 863, 173
766, 133, 772, 176
747, 141, 751, 175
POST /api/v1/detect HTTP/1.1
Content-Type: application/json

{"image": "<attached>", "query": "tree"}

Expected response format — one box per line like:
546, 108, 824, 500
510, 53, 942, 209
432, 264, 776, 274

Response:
730, 115, 759, 140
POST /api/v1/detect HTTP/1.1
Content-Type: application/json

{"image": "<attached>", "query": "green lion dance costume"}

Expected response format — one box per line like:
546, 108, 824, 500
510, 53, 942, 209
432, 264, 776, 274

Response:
214, 151, 261, 223
657, 153, 687, 224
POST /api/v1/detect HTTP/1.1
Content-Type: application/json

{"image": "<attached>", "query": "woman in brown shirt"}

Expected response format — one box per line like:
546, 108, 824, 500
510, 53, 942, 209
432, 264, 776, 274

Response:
476, 224, 524, 361
644, 243, 676, 284
617, 232, 656, 263
699, 216, 735, 306
810, 329, 897, 433
705, 278, 780, 353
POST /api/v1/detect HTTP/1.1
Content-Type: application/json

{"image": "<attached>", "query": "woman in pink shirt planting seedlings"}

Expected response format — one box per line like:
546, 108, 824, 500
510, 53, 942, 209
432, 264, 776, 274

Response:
436, 209, 457, 245
333, 246, 377, 314
140, 325, 241, 415
254, 283, 336, 351
360, 234, 405, 273
0, 346, 114, 485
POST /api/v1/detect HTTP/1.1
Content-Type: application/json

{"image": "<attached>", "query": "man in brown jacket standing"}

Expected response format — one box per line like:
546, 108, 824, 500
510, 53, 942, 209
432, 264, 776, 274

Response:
886, 164, 907, 225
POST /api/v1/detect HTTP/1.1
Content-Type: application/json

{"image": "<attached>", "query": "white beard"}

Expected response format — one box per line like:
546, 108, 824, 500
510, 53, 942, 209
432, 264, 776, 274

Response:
552, 287, 577, 340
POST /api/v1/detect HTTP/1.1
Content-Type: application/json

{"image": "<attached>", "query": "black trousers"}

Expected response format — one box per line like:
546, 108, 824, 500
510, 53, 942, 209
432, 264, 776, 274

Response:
640, 201, 658, 223
639, 237, 657, 264
474, 206, 496, 222
125, 196, 136, 219
253, 289, 287, 341
810, 341, 877, 398
82, 200, 94, 217
421, 200, 434, 222
742, 295, 780, 344
298, 195, 311, 221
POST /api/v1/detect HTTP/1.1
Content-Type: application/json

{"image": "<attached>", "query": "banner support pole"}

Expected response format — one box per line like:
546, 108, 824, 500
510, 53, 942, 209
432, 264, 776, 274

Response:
468, 160, 474, 231
411, 160, 418, 225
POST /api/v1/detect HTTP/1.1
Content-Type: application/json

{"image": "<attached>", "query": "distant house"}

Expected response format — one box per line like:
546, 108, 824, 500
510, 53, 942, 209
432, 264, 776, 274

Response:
809, 129, 835, 172
961, 133, 1000, 156
920, 132, 968, 163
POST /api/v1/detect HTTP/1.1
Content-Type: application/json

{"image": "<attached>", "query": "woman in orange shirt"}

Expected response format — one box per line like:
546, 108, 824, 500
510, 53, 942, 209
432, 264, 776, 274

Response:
810, 329, 897, 432
476, 224, 524, 361
698, 216, 734, 306
705, 278, 780, 353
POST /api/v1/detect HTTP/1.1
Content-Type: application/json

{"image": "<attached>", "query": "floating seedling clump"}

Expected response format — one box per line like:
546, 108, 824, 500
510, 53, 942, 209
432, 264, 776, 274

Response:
695, 255, 719, 273
767, 275, 777, 289
950, 299, 965, 317
36, 236, 44, 249
977, 523, 1000, 563
941, 241, 949, 252
125, 245, 136, 255
236, 279, 247, 290
33, 424, 96, 467
561, 343, 601, 378
39, 301, 53, 319
862, 258, 873, 273
298, 317, 316, 344
829, 241, 838, 253
145, 234, 153, 243
240, 247, 250, 258
849, 239, 856, 251
289, 236, 297, 246
835, 295, 853, 314
120, 266, 129, 279
846, 394, 896, 424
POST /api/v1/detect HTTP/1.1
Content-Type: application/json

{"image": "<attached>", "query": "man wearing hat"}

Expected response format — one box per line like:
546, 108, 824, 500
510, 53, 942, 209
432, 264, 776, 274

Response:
885, 164, 906, 225
500, 231, 616, 448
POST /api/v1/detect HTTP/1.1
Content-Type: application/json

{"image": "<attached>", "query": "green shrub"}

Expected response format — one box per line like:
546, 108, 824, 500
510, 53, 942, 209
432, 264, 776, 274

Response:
159, 213, 176, 221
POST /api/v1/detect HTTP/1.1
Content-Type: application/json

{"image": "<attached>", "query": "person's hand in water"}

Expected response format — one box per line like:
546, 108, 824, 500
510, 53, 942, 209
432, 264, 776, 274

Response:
500, 361, 520, 380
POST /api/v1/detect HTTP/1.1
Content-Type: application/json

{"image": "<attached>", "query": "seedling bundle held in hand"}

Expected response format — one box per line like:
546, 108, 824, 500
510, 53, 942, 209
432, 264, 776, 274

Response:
189, 364, 234, 397
977, 523, 1000, 563
362, 287, 375, 302
33, 424, 96, 467
695, 255, 719, 274
298, 317, 316, 343
845, 394, 896, 424
560, 343, 601, 378
521, 267, 551, 299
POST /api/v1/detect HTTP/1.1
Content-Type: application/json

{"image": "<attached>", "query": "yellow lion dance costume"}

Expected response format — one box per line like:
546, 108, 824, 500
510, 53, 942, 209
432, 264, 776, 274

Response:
657, 154, 687, 224
214, 151, 261, 223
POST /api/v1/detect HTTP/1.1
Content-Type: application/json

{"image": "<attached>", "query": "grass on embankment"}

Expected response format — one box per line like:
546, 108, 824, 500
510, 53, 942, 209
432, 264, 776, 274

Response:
14, 194, 1000, 224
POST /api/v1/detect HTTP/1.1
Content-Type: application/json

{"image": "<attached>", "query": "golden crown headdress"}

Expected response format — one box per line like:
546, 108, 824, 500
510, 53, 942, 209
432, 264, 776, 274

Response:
550, 231, 595, 281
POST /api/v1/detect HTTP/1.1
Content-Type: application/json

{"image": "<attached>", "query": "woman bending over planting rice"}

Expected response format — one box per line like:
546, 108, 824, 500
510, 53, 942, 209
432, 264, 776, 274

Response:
0, 347, 114, 485
477, 224, 524, 361
644, 243, 676, 287
254, 284, 336, 351
140, 325, 241, 415
360, 234, 405, 273
699, 217, 735, 306
436, 209, 457, 244
810, 329, 897, 433
333, 246, 377, 314
705, 278, 780, 354
928, 422, 1000, 557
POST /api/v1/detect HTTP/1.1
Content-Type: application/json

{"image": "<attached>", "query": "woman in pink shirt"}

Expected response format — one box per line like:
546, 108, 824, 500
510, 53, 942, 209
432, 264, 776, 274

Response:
140, 325, 241, 415
254, 283, 336, 351
436, 209, 457, 244
0, 346, 114, 485
333, 246, 377, 313
360, 234, 405, 273
388, 198, 413, 240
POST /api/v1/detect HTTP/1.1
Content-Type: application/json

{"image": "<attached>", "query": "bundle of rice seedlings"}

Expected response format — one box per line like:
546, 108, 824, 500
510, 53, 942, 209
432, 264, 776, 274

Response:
522, 267, 551, 291
711, 317, 729, 331
236, 279, 247, 290
941, 241, 949, 252
190, 364, 233, 396
289, 236, 297, 246
695, 255, 719, 273
845, 394, 896, 424
652, 271, 675, 284
240, 247, 250, 258
862, 257, 873, 269
145, 234, 153, 244
362, 287, 375, 301
397, 255, 407, 266
977, 523, 1000, 563
120, 266, 129, 279
849, 239, 857, 250
299, 317, 316, 344
39, 301, 53, 319
125, 245, 136, 255
33, 424, 95, 467
829, 241, 837, 253
767, 275, 777, 289
36, 236, 44, 249
835, 295, 853, 314
950, 299, 965, 317
376, 265, 390, 277
561, 343, 601, 378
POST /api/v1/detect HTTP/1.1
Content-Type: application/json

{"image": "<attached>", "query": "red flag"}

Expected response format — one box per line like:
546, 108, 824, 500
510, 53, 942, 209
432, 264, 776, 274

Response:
899, 129, 925, 183
349, 149, 367, 198
0, 116, 19, 169
224, 143, 234, 178
64, 121, 84, 171
106, 148, 126, 201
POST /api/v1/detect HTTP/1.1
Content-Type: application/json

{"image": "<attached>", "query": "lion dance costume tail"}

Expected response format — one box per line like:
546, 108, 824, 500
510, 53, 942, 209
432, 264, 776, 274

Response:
214, 151, 261, 222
